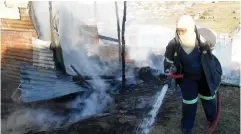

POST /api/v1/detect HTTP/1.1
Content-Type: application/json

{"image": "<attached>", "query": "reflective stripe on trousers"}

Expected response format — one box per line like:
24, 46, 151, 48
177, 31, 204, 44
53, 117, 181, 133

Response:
183, 88, 218, 104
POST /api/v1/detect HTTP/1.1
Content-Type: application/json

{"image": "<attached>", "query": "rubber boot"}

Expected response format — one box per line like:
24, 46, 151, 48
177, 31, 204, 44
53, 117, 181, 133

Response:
181, 128, 192, 134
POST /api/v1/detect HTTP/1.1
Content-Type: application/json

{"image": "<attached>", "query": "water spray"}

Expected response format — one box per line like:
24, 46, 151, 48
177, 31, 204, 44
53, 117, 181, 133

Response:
136, 84, 169, 134
136, 66, 184, 134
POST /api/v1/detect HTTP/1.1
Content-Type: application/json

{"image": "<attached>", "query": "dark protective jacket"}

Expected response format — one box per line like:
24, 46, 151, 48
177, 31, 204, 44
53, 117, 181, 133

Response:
164, 27, 222, 96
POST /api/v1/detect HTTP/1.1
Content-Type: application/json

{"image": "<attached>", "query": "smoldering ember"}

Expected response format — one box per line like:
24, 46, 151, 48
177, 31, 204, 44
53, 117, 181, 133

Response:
1, 1, 240, 134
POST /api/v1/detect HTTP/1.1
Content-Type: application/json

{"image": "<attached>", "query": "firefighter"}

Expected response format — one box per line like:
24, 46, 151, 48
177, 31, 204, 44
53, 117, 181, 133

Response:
164, 15, 222, 134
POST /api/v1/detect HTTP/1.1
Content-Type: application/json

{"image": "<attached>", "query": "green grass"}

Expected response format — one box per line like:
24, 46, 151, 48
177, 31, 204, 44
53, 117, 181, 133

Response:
186, 2, 240, 35
158, 2, 240, 36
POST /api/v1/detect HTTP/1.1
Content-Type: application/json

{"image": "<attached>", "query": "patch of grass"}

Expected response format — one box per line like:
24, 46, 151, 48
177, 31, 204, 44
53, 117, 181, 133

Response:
202, 10, 210, 16
187, 2, 240, 35
159, 2, 240, 35
151, 86, 240, 134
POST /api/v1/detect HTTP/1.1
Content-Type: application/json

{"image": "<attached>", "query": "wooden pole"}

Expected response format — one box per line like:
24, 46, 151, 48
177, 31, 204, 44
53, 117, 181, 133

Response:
121, 1, 127, 92
49, 1, 54, 42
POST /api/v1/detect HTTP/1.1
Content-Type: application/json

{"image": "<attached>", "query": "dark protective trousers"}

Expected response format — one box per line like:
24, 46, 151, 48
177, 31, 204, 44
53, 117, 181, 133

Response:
179, 77, 217, 130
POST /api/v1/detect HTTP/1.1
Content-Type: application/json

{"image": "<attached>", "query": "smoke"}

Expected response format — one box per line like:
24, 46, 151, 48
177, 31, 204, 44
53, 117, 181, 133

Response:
125, 24, 175, 73
80, 92, 113, 116
2, 108, 66, 134
51, 1, 116, 120
57, 2, 114, 119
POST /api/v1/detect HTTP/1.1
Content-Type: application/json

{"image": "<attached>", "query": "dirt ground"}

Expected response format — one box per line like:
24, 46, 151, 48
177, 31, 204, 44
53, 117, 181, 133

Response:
151, 85, 240, 134
1, 79, 240, 134
1, 63, 240, 134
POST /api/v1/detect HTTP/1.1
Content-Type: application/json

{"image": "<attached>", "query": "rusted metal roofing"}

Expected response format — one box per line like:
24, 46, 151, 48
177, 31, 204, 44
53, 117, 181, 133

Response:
1, 31, 55, 82
1, 6, 55, 91
19, 8, 31, 21
98, 44, 131, 62
0, 4, 32, 29
1, 30, 36, 83
1, 18, 34, 30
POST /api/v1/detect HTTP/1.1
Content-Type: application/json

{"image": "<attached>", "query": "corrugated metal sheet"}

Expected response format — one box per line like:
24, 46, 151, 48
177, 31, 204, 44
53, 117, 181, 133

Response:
20, 65, 86, 103
32, 38, 55, 68
19, 8, 31, 21
1, 7, 55, 91
1, 18, 34, 30
1, 30, 35, 83
1, 31, 55, 82
98, 45, 120, 61
98, 44, 133, 62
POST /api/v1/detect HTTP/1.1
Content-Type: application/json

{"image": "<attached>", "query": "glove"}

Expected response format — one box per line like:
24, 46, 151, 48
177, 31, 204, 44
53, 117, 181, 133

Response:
162, 75, 177, 89
164, 64, 177, 74
163, 64, 178, 89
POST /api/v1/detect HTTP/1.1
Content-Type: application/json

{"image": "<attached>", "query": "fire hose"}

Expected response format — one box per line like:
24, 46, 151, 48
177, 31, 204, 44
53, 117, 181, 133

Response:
208, 90, 221, 134
168, 72, 221, 134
